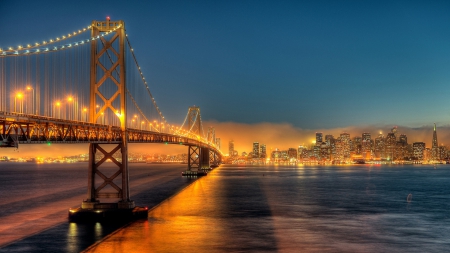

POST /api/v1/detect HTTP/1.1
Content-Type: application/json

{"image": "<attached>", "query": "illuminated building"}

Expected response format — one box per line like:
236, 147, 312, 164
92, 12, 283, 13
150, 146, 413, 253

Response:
229, 140, 235, 157
252, 142, 260, 158
288, 148, 297, 159
260, 144, 267, 158
316, 132, 323, 144
413, 142, 425, 161
395, 134, 408, 160
320, 142, 330, 161
281, 150, 288, 160
313, 145, 321, 160
271, 148, 281, 161
385, 132, 396, 160
325, 135, 336, 158
424, 147, 432, 161
374, 133, 385, 159
361, 133, 372, 159
340, 133, 351, 161
352, 137, 362, 155
432, 123, 439, 161
439, 145, 447, 160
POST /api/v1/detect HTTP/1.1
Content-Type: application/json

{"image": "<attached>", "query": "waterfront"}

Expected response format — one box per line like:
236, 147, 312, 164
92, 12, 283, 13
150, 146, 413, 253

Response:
1, 164, 450, 252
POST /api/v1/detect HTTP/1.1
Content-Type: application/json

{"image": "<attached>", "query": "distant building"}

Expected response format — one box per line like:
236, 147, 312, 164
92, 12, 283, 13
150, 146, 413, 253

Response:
288, 148, 297, 159
340, 133, 351, 161
252, 142, 260, 158
374, 133, 385, 159
361, 132, 372, 159
439, 145, 447, 160
260, 144, 267, 159
316, 132, 323, 144
432, 123, 440, 160
229, 140, 235, 157
385, 132, 396, 160
352, 137, 362, 155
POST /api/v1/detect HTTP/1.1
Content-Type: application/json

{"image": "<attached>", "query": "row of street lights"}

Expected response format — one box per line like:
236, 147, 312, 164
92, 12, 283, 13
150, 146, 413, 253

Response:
13, 85, 35, 114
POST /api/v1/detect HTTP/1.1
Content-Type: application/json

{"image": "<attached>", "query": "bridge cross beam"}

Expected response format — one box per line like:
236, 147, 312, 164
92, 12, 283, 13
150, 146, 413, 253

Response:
82, 143, 134, 209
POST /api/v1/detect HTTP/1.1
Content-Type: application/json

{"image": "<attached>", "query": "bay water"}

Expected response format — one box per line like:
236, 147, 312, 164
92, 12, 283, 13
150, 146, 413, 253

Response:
1, 163, 450, 252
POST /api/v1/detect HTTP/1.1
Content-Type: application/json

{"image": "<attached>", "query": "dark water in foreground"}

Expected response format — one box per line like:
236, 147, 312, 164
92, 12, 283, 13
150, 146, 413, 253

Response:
1, 164, 450, 252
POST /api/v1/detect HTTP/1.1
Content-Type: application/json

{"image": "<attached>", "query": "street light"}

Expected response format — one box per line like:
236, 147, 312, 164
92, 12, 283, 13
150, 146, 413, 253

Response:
55, 101, 61, 118
14, 92, 23, 113
83, 108, 88, 122
26, 86, 35, 114
67, 96, 74, 120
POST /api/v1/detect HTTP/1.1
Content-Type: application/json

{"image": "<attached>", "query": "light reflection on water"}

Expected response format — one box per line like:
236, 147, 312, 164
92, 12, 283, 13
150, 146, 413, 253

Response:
0, 163, 193, 252
87, 165, 450, 253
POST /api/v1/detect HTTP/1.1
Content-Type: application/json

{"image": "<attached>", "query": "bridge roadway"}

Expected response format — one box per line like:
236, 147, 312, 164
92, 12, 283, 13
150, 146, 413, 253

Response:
0, 111, 220, 154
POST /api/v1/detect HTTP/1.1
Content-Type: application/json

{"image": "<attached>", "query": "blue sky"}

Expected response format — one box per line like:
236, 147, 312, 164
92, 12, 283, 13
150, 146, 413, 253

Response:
2, 0, 450, 130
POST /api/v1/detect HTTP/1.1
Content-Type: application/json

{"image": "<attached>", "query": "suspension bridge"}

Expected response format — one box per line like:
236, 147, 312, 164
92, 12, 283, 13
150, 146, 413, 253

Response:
0, 18, 222, 220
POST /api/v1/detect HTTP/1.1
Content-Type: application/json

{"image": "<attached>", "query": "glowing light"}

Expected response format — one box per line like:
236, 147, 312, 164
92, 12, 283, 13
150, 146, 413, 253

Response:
56, 101, 61, 106
16, 92, 23, 99
67, 96, 73, 102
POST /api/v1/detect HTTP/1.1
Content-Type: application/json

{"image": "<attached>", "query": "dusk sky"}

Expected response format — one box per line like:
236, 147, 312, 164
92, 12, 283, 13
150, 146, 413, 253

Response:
2, 0, 450, 155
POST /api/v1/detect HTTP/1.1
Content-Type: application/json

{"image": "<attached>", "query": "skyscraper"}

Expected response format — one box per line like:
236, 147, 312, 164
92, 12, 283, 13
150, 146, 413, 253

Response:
229, 139, 234, 157
340, 133, 351, 160
316, 132, 323, 144
253, 142, 260, 158
374, 133, 385, 159
260, 144, 267, 158
413, 142, 425, 161
432, 123, 439, 160
385, 132, 396, 160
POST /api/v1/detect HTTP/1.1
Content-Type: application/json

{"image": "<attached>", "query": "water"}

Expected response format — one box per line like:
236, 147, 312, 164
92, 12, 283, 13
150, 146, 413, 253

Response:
1, 164, 450, 252
0, 163, 195, 252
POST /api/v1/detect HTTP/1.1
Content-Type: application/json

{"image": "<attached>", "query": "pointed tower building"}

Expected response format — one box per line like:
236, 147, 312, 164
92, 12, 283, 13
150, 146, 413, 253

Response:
432, 123, 439, 161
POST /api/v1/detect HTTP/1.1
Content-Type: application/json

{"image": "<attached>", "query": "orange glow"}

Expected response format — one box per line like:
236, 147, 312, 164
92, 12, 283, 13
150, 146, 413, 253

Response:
56, 101, 61, 107
67, 96, 73, 102
16, 92, 23, 99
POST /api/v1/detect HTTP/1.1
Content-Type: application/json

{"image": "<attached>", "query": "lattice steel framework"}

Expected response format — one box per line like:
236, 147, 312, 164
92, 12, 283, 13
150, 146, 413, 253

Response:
187, 106, 202, 137
83, 19, 133, 209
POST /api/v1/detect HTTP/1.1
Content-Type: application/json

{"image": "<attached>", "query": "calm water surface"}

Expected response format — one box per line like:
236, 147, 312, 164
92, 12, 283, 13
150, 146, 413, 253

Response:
87, 165, 450, 253
1, 164, 450, 252
0, 162, 194, 252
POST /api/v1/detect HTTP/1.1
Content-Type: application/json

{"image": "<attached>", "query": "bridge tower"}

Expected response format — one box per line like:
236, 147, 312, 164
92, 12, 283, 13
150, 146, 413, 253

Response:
81, 18, 135, 211
185, 106, 210, 174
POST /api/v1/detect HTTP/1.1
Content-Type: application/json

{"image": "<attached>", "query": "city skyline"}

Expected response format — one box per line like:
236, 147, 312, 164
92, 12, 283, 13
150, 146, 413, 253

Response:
227, 124, 448, 164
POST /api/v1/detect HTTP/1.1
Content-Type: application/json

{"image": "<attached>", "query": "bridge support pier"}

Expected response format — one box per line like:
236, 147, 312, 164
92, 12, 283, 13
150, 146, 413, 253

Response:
210, 149, 220, 168
182, 145, 209, 176
200, 147, 210, 170
69, 142, 147, 221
